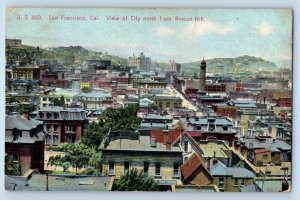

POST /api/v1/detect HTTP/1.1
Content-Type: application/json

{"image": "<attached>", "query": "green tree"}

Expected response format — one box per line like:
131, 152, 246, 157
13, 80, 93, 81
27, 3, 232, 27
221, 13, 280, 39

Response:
47, 143, 102, 174
100, 104, 140, 131
81, 122, 106, 148
53, 95, 65, 106
115, 169, 159, 191
81, 87, 91, 93
5, 156, 22, 176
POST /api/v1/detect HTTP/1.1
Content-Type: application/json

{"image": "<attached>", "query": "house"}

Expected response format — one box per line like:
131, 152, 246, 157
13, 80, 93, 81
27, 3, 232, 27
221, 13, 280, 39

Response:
153, 95, 182, 110
76, 92, 113, 109
36, 106, 88, 146
180, 116, 237, 147
99, 130, 183, 188
238, 136, 291, 166
210, 159, 255, 192
5, 114, 45, 173
180, 153, 213, 186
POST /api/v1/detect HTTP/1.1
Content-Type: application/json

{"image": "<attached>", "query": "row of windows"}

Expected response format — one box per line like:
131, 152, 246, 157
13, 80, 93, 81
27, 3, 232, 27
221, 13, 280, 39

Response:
108, 162, 180, 177
218, 177, 246, 192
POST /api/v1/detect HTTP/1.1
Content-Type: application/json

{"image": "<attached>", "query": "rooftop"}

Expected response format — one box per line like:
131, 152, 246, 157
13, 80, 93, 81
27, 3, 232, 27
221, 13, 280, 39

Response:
200, 142, 229, 158
5, 174, 114, 191
100, 134, 181, 153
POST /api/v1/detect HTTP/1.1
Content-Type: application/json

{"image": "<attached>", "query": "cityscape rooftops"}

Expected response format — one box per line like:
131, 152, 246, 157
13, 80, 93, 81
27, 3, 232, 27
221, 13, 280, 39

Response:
100, 131, 182, 152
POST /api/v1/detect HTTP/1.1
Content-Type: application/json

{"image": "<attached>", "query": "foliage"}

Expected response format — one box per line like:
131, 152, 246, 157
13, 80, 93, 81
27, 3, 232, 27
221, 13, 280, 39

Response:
81, 122, 106, 148
99, 104, 140, 131
81, 87, 91, 93
5, 156, 22, 176
53, 95, 65, 106
47, 143, 102, 174
115, 169, 159, 191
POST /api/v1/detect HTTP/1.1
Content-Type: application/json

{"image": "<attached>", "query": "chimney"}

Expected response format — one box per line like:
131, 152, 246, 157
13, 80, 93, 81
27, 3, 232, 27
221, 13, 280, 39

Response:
166, 142, 171, 150
21, 111, 29, 120
207, 157, 211, 172
213, 159, 218, 166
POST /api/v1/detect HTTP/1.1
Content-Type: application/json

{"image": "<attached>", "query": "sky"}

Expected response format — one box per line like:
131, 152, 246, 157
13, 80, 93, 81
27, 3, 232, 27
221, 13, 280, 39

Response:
6, 8, 293, 68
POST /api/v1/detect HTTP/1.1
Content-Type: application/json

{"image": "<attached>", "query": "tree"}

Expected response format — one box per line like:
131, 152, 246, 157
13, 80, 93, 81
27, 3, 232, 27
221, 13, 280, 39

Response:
47, 143, 101, 174
99, 104, 140, 131
53, 95, 65, 106
81, 122, 106, 148
81, 87, 91, 93
115, 169, 158, 191
5, 156, 22, 176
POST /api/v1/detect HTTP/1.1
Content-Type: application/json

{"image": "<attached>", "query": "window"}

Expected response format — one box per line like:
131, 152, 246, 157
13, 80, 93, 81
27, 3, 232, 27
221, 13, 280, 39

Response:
241, 179, 245, 187
219, 177, 224, 191
223, 126, 228, 131
184, 141, 189, 152
234, 178, 238, 186
43, 97, 47, 101
46, 112, 52, 119
109, 162, 115, 175
46, 124, 51, 132
155, 163, 161, 176
53, 124, 58, 132
173, 163, 179, 176
45, 134, 51, 144
144, 162, 149, 177
65, 135, 74, 143
166, 102, 170, 108
54, 113, 59, 119
53, 135, 59, 145
124, 162, 129, 175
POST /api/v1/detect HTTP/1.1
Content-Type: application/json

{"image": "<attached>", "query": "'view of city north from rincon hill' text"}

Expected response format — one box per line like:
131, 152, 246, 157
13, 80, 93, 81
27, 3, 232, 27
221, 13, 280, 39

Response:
5, 8, 292, 192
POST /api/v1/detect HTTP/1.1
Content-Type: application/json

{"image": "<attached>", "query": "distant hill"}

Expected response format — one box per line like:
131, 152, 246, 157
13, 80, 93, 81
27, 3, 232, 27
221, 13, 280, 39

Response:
6, 45, 128, 66
181, 55, 278, 76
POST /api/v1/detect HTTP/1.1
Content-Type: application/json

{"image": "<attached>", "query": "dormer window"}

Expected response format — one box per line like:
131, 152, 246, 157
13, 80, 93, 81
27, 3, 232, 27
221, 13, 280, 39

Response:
46, 112, 52, 119
54, 112, 59, 119
39, 112, 44, 119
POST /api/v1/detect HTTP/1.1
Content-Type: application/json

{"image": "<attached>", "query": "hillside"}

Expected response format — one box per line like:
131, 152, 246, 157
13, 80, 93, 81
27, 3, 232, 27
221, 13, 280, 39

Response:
6, 45, 128, 66
181, 55, 278, 76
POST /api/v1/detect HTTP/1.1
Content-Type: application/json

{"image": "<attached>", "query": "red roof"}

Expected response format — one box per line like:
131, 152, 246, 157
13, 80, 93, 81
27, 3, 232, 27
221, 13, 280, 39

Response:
181, 153, 212, 181
254, 149, 270, 154
187, 131, 202, 137
150, 129, 181, 144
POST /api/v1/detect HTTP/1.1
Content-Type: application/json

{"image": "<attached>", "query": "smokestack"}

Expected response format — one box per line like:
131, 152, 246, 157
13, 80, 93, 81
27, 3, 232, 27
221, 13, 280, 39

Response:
207, 157, 211, 172
199, 58, 206, 93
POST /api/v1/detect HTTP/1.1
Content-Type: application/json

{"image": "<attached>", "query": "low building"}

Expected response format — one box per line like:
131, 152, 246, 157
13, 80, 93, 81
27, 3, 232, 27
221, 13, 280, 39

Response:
180, 153, 213, 186
180, 116, 237, 147
76, 92, 113, 109
210, 159, 255, 192
5, 114, 45, 173
36, 106, 88, 146
99, 131, 183, 187
153, 95, 182, 110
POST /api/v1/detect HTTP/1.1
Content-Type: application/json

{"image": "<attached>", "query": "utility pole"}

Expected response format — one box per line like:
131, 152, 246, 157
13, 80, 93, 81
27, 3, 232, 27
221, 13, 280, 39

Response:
46, 173, 49, 191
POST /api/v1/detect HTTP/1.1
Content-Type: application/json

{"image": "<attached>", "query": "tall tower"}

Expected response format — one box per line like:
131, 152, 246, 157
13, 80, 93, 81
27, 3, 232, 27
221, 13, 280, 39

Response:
199, 57, 206, 93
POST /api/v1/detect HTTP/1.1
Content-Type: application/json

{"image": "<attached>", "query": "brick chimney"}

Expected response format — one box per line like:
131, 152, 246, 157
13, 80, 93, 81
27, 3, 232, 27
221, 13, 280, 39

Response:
207, 157, 211, 172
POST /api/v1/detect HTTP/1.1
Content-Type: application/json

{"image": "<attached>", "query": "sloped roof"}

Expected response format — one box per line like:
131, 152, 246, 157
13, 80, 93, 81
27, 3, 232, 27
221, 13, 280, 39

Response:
211, 159, 255, 178
6, 115, 43, 130
181, 153, 213, 181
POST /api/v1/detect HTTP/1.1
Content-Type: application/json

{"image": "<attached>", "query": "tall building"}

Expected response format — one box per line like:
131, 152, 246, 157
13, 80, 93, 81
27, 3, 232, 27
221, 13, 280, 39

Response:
128, 53, 151, 71
199, 58, 206, 94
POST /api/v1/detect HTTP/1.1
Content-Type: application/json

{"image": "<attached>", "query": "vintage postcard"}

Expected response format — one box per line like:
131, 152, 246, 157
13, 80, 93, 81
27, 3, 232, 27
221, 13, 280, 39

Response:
4, 8, 292, 192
